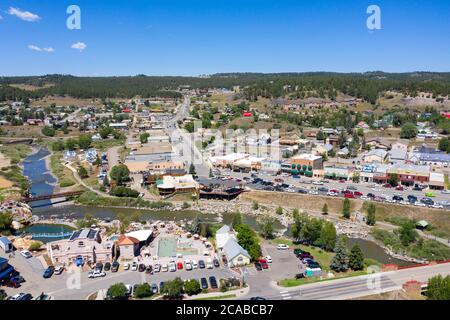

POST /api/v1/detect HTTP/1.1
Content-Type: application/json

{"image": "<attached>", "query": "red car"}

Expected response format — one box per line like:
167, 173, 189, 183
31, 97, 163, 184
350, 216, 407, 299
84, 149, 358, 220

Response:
259, 259, 269, 269
383, 183, 392, 188
395, 185, 404, 191
354, 191, 364, 197
177, 262, 183, 270
330, 189, 339, 194
344, 193, 355, 199
339, 180, 346, 183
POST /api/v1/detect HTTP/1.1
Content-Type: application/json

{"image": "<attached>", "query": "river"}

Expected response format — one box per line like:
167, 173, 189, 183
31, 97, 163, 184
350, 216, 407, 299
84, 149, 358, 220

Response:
24, 147, 414, 266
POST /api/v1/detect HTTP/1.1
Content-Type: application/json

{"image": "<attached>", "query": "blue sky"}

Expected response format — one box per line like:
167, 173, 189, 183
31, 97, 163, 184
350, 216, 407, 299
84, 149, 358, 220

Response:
0, 0, 449, 76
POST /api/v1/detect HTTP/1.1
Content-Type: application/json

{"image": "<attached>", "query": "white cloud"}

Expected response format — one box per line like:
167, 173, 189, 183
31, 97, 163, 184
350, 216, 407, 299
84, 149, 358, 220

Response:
8, 7, 41, 22
71, 42, 87, 52
28, 45, 54, 53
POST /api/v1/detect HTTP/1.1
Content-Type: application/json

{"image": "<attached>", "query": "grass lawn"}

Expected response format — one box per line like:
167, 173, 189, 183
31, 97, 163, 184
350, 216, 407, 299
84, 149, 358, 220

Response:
0, 144, 32, 164
50, 153, 77, 188
279, 270, 368, 288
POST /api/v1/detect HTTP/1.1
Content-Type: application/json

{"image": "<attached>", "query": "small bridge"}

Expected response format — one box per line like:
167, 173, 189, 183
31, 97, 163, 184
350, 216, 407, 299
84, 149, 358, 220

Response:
21, 191, 84, 203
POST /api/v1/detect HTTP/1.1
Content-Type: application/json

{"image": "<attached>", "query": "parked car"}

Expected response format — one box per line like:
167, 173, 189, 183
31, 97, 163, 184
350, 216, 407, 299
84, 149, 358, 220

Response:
265, 255, 273, 263
254, 262, 262, 271
169, 262, 177, 272
277, 244, 289, 250
131, 262, 138, 271
383, 183, 392, 188
138, 264, 146, 272
200, 278, 209, 290
123, 262, 130, 270
250, 296, 266, 300
104, 262, 111, 272
421, 197, 434, 206
8, 293, 33, 301
94, 262, 103, 273
43, 266, 55, 279
177, 262, 184, 270
159, 282, 165, 291
20, 250, 32, 259
185, 261, 192, 271
354, 191, 364, 197
153, 264, 161, 273
425, 192, 436, 198
145, 265, 153, 274
209, 276, 218, 289
192, 260, 198, 269
407, 195, 418, 203
198, 260, 206, 269
151, 283, 158, 294
344, 193, 355, 199
395, 185, 404, 191
54, 266, 65, 275
111, 261, 119, 273
88, 270, 106, 278
213, 258, 220, 268
206, 258, 213, 269
259, 259, 269, 269
161, 264, 168, 272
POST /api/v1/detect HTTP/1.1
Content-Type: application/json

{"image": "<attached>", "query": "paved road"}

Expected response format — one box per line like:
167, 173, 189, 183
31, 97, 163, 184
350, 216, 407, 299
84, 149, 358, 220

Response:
263, 262, 450, 300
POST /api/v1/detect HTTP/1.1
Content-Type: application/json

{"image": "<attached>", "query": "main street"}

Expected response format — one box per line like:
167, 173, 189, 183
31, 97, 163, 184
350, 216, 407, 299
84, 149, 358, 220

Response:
242, 262, 450, 300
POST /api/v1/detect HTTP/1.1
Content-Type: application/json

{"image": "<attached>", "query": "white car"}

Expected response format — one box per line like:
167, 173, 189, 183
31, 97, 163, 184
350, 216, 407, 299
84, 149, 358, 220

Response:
185, 261, 192, 271
54, 266, 65, 275
88, 270, 106, 278
161, 264, 168, 272
20, 250, 32, 259
131, 262, 138, 271
415, 201, 426, 207
309, 190, 319, 195
206, 258, 213, 269
312, 181, 324, 185
327, 192, 338, 197
123, 263, 130, 270
431, 204, 444, 209
169, 262, 176, 272
277, 244, 289, 250
191, 260, 198, 269
265, 255, 273, 263
441, 189, 450, 194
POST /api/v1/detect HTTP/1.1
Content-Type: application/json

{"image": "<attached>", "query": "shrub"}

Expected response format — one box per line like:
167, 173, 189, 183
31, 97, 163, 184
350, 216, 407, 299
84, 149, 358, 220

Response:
28, 241, 43, 252
133, 283, 153, 299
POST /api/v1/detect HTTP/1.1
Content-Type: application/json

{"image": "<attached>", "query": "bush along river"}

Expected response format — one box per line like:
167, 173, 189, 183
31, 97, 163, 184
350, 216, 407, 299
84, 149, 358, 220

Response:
24, 148, 415, 266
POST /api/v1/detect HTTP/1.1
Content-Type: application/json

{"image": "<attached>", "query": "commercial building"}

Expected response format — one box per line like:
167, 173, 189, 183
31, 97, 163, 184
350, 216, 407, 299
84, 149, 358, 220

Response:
0, 236, 13, 253
0, 257, 14, 280
290, 154, 323, 176
156, 174, 200, 195
47, 228, 114, 266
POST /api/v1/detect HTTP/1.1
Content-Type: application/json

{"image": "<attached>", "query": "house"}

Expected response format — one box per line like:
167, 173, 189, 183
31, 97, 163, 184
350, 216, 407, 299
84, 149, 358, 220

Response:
46, 228, 114, 266
85, 149, 98, 163
337, 147, 350, 157
116, 235, 140, 260
362, 149, 389, 164
215, 225, 237, 249
221, 238, 251, 267
389, 142, 408, 163
0, 236, 13, 253
313, 143, 334, 156
64, 150, 77, 161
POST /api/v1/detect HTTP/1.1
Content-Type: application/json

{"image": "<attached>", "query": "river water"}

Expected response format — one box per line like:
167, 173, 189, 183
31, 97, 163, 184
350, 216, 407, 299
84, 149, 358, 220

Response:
24, 148, 414, 266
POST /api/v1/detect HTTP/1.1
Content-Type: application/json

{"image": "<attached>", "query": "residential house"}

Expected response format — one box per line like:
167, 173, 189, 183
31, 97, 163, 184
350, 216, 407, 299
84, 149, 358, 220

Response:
221, 238, 251, 267
362, 149, 389, 164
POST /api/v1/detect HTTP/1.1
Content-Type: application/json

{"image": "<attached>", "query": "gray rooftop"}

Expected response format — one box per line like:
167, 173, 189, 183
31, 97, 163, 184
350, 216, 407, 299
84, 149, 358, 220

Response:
222, 239, 250, 261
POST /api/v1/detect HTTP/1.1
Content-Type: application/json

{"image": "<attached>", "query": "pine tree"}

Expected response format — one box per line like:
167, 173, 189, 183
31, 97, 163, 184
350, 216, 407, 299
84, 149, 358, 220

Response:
322, 203, 328, 215
330, 237, 349, 272
366, 203, 376, 226
349, 244, 364, 271
342, 198, 351, 219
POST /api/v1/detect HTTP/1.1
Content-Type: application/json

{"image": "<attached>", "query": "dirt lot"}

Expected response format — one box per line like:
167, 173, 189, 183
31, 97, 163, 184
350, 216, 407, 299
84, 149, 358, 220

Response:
0, 176, 13, 189
31, 96, 103, 107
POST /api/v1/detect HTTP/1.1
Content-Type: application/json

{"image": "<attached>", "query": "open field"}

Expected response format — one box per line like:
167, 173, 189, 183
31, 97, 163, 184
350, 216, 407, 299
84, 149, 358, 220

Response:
30, 95, 104, 107
9, 83, 55, 91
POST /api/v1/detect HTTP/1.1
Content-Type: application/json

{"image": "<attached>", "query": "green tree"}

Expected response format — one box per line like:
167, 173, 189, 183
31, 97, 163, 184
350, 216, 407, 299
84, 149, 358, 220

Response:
276, 206, 283, 215
189, 214, 201, 235
52, 140, 65, 151
348, 244, 364, 271
330, 237, 349, 272
0, 212, 13, 233
184, 279, 201, 296
77, 166, 88, 179
342, 198, 351, 219
161, 277, 184, 299
231, 212, 242, 228
107, 283, 128, 300
399, 221, 418, 246
316, 130, 326, 140
258, 216, 276, 239
400, 123, 418, 139
366, 203, 376, 226
41, 126, 55, 137
252, 201, 259, 210
110, 164, 130, 185
438, 137, 450, 153
78, 134, 92, 150
65, 138, 77, 151
235, 224, 261, 261
388, 174, 400, 187
133, 283, 153, 299
189, 163, 196, 175
140, 133, 150, 144
99, 126, 112, 139
322, 203, 328, 215
427, 275, 450, 300
317, 221, 337, 252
